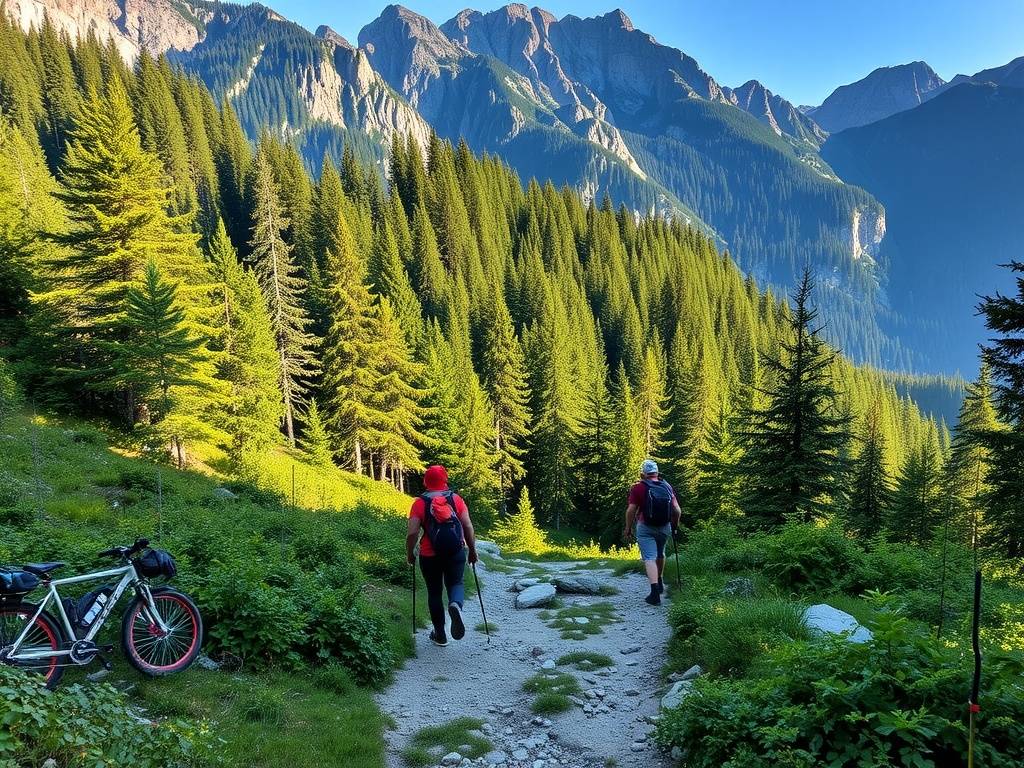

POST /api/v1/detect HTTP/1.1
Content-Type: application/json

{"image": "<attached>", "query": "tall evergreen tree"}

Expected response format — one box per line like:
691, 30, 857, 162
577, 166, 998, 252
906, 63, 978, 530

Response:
888, 428, 943, 544
248, 149, 315, 445
739, 269, 850, 526
691, 399, 744, 525
847, 406, 892, 538
302, 398, 333, 469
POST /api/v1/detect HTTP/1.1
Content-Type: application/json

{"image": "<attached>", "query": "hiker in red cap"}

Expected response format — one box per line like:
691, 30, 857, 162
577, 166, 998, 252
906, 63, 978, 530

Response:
406, 465, 478, 646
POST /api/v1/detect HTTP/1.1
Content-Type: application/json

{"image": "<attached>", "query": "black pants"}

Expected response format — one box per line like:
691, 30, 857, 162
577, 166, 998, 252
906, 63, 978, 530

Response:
419, 549, 466, 635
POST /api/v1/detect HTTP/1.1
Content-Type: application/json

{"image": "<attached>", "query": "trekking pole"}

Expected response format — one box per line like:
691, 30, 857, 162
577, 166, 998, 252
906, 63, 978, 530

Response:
968, 569, 982, 768
411, 561, 417, 636
472, 562, 490, 644
671, 528, 682, 590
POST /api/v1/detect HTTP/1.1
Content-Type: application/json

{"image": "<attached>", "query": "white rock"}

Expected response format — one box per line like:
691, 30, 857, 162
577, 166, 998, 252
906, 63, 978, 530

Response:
533, 761, 546, 768
681, 664, 703, 680
661, 680, 694, 710
514, 578, 542, 592
620, 645, 640, 655
484, 750, 507, 765
625, 688, 640, 696
516, 583, 557, 608
512, 748, 529, 760
552, 574, 604, 595
630, 742, 646, 752
573, 616, 590, 625
541, 659, 556, 670
476, 540, 501, 556
441, 752, 462, 766
803, 604, 872, 643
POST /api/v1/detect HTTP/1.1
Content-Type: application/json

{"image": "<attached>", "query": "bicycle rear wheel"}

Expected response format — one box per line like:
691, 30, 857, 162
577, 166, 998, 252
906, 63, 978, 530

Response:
0, 603, 65, 689
122, 589, 203, 676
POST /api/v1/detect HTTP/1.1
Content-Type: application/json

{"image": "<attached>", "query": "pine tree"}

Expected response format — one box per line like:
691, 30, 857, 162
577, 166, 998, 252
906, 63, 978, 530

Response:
209, 222, 281, 478
692, 399, 744, 525
116, 261, 222, 467
977, 263, 1024, 557
249, 149, 315, 445
888, 429, 943, 544
479, 296, 531, 504
490, 486, 548, 554
739, 269, 850, 526
633, 345, 668, 459
303, 398, 333, 469
847, 406, 892, 538
50, 82, 201, 420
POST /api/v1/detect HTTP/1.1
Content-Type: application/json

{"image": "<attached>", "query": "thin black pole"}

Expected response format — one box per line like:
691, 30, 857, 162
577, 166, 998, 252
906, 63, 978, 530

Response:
472, 562, 490, 644
671, 529, 682, 589
968, 569, 982, 768
411, 560, 417, 636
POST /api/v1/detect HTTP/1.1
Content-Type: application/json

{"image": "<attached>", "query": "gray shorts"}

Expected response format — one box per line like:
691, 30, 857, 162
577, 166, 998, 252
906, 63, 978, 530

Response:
637, 522, 672, 561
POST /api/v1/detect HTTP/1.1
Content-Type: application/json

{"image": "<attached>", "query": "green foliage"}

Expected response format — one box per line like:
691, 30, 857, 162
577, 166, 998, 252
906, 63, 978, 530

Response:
657, 595, 1024, 768
761, 523, 866, 594
523, 671, 581, 714
0, 666, 216, 767
490, 486, 548, 554
400, 717, 490, 768
556, 650, 614, 669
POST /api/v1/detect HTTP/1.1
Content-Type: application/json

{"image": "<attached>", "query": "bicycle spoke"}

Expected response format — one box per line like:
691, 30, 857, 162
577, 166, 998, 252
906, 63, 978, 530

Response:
130, 595, 197, 670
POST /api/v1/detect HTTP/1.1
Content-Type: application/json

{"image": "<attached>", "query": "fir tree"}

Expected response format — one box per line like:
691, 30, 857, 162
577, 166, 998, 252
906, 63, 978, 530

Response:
692, 399, 744, 525
888, 429, 943, 544
847, 406, 892, 538
302, 398, 333, 469
249, 149, 315, 445
739, 269, 850, 526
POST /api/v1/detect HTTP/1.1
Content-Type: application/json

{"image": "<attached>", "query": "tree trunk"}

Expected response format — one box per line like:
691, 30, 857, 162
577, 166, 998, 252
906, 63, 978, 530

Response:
354, 440, 363, 475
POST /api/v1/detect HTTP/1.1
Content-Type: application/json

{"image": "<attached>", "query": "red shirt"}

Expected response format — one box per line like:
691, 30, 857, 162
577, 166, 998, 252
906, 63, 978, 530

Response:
410, 491, 470, 557
628, 479, 676, 525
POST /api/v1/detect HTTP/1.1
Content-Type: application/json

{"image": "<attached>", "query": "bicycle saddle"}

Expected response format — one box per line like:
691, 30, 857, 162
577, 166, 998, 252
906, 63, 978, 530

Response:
22, 562, 65, 577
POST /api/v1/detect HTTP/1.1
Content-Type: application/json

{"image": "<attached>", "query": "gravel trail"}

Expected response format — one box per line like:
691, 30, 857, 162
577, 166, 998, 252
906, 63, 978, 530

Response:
376, 547, 673, 768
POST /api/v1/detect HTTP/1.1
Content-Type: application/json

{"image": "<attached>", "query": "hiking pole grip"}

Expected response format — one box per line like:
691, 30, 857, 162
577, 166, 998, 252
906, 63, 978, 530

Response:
472, 562, 490, 644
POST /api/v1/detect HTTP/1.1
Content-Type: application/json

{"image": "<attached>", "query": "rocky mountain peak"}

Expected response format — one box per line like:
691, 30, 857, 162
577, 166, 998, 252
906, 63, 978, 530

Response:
601, 8, 634, 32
315, 24, 352, 49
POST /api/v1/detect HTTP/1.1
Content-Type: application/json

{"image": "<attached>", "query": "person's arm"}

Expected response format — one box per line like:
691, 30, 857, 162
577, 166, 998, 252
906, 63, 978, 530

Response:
623, 502, 638, 543
457, 497, 478, 563
671, 495, 682, 533
406, 508, 422, 564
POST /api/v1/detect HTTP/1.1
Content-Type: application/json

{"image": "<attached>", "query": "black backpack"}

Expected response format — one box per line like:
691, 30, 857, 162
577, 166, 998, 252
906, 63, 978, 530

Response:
643, 479, 673, 527
421, 491, 464, 558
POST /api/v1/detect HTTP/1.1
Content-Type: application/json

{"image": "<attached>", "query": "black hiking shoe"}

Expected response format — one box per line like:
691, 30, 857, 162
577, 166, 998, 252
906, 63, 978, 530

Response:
448, 602, 466, 640
429, 630, 449, 647
645, 593, 662, 606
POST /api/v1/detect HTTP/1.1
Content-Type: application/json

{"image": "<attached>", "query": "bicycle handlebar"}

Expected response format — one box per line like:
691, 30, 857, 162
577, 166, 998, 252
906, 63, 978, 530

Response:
98, 538, 150, 560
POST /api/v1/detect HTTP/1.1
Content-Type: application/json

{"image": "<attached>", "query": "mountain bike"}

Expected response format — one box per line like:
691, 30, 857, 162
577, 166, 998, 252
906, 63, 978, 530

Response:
0, 538, 202, 689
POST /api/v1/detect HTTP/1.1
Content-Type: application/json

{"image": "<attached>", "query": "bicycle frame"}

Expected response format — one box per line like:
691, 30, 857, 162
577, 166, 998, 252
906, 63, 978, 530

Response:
6, 564, 170, 662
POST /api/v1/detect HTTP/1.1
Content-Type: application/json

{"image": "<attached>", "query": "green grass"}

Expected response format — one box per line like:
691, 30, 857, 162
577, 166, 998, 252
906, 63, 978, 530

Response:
135, 667, 389, 768
475, 621, 498, 634
556, 650, 614, 669
400, 717, 491, 767
523, 671, 581, 714
544, 602, 619, 640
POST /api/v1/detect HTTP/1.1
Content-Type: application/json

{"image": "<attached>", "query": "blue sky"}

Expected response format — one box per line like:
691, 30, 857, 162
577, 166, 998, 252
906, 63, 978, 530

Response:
271, 0, 1024, 105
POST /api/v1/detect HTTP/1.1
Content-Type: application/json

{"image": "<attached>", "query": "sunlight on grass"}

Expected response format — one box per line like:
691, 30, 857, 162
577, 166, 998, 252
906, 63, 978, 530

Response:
400, 717, 490, 767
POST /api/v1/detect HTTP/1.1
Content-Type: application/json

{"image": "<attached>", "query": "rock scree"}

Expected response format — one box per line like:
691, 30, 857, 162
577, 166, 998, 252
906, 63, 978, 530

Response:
377, 552, 673, 768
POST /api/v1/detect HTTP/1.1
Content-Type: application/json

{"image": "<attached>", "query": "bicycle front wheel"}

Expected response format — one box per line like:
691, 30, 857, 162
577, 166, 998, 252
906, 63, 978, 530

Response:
0, 602, 65, 689
122, 590, 203, 676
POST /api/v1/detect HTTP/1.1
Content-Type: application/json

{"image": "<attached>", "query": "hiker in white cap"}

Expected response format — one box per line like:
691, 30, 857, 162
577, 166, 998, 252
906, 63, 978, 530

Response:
622, 459, 681, 605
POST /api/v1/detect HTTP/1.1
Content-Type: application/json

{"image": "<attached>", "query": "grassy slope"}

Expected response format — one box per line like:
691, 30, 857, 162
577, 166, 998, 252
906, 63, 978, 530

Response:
0, 410, 434, 768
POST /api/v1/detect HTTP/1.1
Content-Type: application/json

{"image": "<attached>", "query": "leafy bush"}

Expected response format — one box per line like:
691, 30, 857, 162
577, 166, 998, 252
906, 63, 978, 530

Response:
657, 594, 1024, 767
0, 666, 216, 767
303, 588, 395, 686
762, 523, 866, 593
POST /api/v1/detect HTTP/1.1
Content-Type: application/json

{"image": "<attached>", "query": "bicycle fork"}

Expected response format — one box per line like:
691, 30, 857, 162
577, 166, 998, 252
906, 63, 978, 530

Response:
136, 584, 171, 636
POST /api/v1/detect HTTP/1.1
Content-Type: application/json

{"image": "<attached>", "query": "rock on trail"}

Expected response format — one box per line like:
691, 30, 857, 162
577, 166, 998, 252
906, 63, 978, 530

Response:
376, 550, 673, 768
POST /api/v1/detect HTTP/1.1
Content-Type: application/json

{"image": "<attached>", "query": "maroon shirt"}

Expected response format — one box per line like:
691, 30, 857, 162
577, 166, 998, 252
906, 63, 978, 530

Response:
628, 479, 676, 525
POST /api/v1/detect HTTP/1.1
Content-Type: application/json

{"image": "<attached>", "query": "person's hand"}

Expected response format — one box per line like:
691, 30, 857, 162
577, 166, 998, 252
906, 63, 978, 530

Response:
622, 528, 632, 544
467, 548, 478, 564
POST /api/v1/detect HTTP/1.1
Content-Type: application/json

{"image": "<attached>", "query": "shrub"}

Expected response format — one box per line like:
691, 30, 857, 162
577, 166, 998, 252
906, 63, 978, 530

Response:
762, 523, 866, 593
657, 595, 1024, 767
303, 588, 395, 686
0, 666, 216, 767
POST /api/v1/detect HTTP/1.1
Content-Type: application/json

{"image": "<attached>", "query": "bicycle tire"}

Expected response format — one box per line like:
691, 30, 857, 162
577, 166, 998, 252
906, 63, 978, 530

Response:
0, 602, 65, 689
121, 589, 203, 676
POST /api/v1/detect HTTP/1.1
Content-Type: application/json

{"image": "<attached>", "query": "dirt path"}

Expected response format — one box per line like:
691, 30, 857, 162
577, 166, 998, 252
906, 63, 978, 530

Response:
376, 546, 672, 768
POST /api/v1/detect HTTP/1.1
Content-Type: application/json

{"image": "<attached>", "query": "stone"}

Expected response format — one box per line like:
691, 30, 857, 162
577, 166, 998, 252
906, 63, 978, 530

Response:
86, 669, 110, 682
213, 487, 238, 500
625, 688, 640, 696
441, 752, 462, 766
620, 645, 640, 655
551, 573, 604, 595
681, 664, 703, 681
803, 604, 872, 643
195, 654, 221, 671
476, 540, 501, 556
721, 577, 755, 597
484, 750, 508, 765
513, 577, 542, 592
516, 583, 557, 608
531, 646, 545, 657
661, 680, 694, 710
573, 616, 590, 625
541, 659, 556, 670
533, 761, 546, 768
630, 741, 646, 752
41, 760, 58, 768
512, 748, 529, 760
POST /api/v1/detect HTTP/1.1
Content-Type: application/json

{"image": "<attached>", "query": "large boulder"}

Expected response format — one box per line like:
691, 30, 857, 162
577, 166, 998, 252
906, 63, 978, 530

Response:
516, 583, 557, 608
512, 577, 543, 592
661, 680, 694, 710
552, 573, 604, 595
803, 604, 872, 643
476, 540, 501, 557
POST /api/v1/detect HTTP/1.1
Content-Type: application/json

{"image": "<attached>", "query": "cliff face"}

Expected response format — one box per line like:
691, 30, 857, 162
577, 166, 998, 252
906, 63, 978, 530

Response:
0, 0, 210, 60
